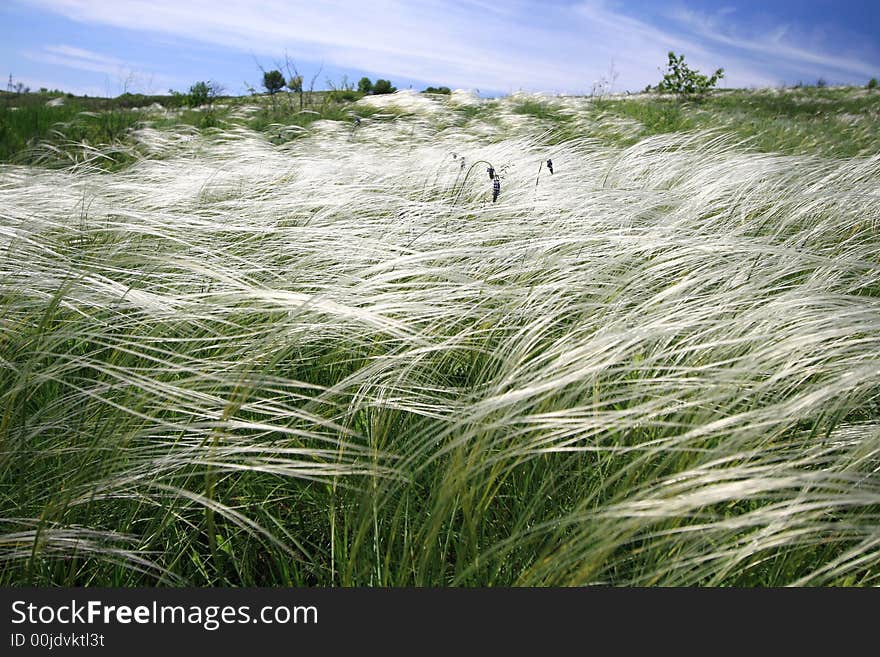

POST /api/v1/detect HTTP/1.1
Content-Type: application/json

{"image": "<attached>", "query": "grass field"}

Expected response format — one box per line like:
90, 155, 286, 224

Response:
1, 87, 879, 585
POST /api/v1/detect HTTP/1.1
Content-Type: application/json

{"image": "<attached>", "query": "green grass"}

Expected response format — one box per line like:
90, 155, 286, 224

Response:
512, 99, 571, 123
0, 96, 143, 166
0, 90, 369, 165
593, 87, 880, 157
592, 98, 694, 139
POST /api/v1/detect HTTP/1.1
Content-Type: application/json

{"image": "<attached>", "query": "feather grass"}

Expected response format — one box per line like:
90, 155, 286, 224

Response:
1, 91, 878, 585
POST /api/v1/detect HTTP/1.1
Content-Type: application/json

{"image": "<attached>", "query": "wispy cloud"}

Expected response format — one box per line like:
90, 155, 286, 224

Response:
667, 6, 877, 80
26, 45, 130, 76
13, 0, 879, 92
23, 44, 177, 93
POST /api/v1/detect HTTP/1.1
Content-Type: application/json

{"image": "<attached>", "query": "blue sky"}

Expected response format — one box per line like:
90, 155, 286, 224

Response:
2, 0, 878, 97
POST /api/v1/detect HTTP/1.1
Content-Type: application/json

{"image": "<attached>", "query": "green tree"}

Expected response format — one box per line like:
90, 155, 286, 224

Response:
287, 74, 304, 109
655, 52, 723, 97
867, 77, 877, 89
372, 79, 396, 95
262, 69, 285, 110
358, 77, 373, 94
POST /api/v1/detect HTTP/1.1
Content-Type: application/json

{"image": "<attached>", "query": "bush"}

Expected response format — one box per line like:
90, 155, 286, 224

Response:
165, 90, 187, 109
358, 77, 373, 94
331, 89, 360, 102
655, 52, 723, 97
423, 86, 451, 94
187, 81, 223, 109
868, 77, 878, 90
372, 79, 396, 95
188, 81, 209, 107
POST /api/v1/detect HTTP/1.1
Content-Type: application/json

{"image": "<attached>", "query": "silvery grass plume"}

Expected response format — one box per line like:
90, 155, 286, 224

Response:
0, 92, 879, 585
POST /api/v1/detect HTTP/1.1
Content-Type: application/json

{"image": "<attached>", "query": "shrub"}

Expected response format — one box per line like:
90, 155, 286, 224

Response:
188, 81, 209, 107
372, 79, 396, 95
358, 77, 373, 94
331, 89, 359, 102
423, 86, 451, 94
166, 90, 186, 108
655, 51, 724, 97
868, 77, 878, 90
187, 81, 223, 109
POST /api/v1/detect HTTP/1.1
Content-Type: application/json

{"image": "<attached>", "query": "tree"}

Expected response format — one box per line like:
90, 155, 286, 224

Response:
263, 69, 285, 94
281, 53, 322, 111
655, 52, 723, 97
868, 77, 878, 90
262, 69, 285, 110
423, 86, 451, 94
358, 77, 373, 94
372, 79, 396, 95
287, 74, 303, 110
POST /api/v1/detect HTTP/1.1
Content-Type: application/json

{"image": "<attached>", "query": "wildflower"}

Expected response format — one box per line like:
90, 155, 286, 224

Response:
492, 176, 501, 202
546, 159, 553, 174
487, 166, 495, 180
